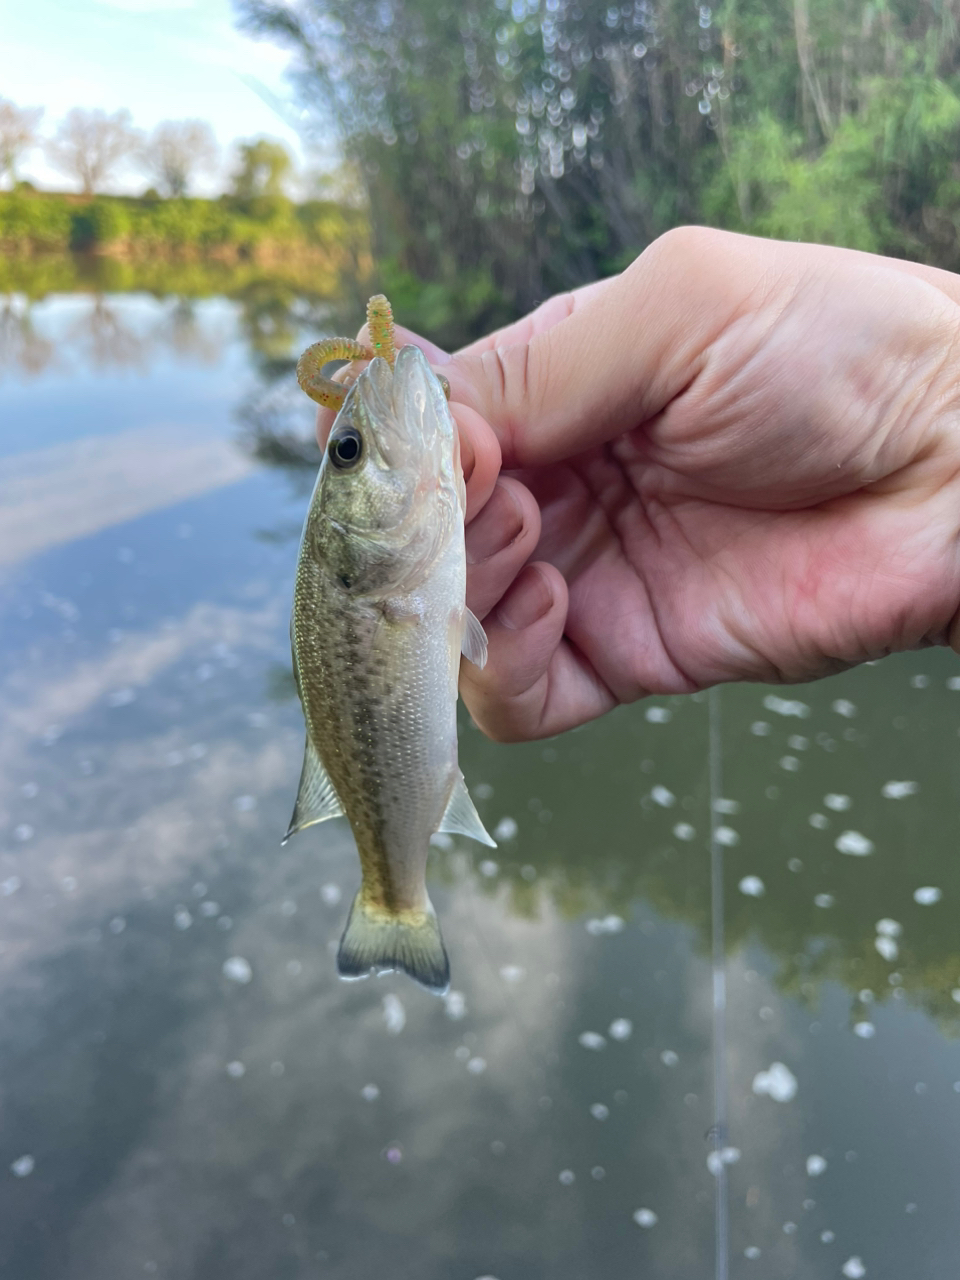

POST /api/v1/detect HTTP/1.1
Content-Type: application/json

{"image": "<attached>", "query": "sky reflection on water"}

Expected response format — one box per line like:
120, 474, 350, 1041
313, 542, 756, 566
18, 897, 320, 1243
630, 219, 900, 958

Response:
2, 290, 960, 1278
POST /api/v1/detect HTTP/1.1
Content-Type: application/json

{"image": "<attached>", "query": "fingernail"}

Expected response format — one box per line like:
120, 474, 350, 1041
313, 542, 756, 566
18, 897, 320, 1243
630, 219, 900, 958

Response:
495, 566, 553, 631
460, 428, 476, 485
466, 483, 523, 565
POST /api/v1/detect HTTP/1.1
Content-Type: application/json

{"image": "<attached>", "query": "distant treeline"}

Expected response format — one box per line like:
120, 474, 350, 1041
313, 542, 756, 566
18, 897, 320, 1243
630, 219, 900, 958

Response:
0, 187, 369, 274
238, 0, 960, 344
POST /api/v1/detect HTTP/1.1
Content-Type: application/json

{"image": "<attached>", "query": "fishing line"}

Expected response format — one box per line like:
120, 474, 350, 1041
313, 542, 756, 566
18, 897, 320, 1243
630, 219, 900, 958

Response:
708, 686, 729, 1280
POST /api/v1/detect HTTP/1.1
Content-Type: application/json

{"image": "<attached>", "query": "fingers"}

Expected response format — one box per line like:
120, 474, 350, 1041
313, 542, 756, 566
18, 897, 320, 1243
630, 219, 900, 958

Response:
460, 563, 617, 741
465, 476, 541, 619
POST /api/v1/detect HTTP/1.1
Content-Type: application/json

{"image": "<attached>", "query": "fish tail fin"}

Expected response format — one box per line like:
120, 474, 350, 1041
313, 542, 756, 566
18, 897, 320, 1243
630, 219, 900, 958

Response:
337, 892, 450, 995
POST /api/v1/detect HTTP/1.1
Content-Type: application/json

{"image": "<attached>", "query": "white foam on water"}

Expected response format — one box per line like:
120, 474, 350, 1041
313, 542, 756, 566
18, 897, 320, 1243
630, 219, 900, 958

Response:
467, 1057, 487, 1075
673, 822, 696, 841
835, 831, 874, 856
814, 894, 835, 908
10, 1155, 34, 1178
874, 936, 899, 962
882, 780, 918, 799
842, 1258, 866, 1278
763, 695, 810, 717
806, 1155, 827, 1176
493, 817, 517, 841
578, 1031, 606, 1051
632, 1208, 658, 1227
225, 1061, 245, 1078
738, 876, 765, 897
609, 1018, 633, 1041
809, 813, 829, 829
222, 957, 252, 984
876, 918, 902, 937
650, 785, 675, 807
645, 706, 671, 723
713, 798, 740, 814
590, 1103, 609, 1120
914, 886, 942, 905
779, 756, 800, 772
715, 826, 739, 846
824, 794, 851, 811
706, 1147, 740, 1175
832, 699, 857, 717
853, 1022, 876, 1039
558, 1169, 575, 1185
752, 1062, 797, 1102
660, 1049, 679, 1066
382, 993, 406, 1034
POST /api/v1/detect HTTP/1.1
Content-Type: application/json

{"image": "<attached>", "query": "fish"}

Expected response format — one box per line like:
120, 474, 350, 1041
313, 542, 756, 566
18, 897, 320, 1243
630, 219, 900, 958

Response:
286, 297, 495, 994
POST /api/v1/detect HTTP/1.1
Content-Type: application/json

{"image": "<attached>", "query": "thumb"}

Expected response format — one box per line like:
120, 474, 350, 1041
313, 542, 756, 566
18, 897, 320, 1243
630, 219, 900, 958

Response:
441, 227, 770, 469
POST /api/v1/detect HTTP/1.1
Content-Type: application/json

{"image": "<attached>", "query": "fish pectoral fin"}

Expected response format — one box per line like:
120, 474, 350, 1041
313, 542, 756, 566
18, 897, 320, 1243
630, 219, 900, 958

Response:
282, 736, 344, 844
438, 771, 497, 847
337, 893, 450, 995
461, 607, 488, 669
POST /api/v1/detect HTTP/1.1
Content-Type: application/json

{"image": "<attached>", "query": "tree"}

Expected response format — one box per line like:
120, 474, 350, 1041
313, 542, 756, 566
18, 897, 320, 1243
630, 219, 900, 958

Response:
47, 107, 140, 194
0, 98, 43, 189
230, 137, 293, 200
143, 119, 219, 197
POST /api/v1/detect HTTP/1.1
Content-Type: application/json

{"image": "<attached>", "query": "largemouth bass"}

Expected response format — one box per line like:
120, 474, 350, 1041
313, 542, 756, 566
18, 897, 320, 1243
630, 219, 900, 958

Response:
286, 298, 495, 994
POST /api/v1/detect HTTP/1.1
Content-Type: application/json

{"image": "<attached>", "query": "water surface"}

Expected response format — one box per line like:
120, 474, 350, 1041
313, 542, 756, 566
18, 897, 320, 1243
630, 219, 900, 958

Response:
2, 287, 960, 1279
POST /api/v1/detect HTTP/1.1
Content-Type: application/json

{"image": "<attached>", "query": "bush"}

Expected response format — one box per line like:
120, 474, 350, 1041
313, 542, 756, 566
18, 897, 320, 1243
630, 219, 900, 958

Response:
70, 199, 129, 249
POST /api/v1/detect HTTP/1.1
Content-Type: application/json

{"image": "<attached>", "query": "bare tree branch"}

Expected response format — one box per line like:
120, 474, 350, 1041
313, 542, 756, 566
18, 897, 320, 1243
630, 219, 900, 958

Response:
0, 98, 44, 188
142, 119, 219, 197
46, 108, 140, 195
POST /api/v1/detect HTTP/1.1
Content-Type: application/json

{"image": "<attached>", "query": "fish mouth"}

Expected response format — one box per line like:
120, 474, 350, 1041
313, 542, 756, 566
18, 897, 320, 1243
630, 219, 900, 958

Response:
352, 345, 453, 470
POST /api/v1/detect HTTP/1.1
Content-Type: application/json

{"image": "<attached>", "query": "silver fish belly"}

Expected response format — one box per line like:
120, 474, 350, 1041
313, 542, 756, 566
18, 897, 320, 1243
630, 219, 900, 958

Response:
286, 344, 494, 994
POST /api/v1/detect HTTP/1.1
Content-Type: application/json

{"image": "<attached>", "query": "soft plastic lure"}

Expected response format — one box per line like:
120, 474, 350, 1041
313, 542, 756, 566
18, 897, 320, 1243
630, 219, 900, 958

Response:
296, 293, 449, 409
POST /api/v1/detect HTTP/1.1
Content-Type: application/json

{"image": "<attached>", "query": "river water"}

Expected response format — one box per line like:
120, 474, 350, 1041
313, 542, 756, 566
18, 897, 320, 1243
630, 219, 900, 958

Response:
2, 287, 960, 1279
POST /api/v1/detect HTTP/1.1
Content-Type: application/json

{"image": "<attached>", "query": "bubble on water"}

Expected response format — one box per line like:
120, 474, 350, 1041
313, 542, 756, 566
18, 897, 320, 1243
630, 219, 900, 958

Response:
673, 822, 695, 841
824, 796, 851, 815
832, 699, 857, 717
107, 687, 136, 708
752, 1062, 798, 1102
443, 990, 466, 1020
1, 876, 21, 897
713, 798, 740, 815
478, 859, 499, 877
585, 915, 624, 935
645, 706, 671, 723
744, 1246, 761, 1260
173, 908, 193, 930
559, 1169, 575, 1185
199, 901, 219, 918
783, 1222, 797, 1234
859, 989, 875, 1003
910, 673, 929, 689
500, 965, 524, 983
590, 1103, 609, 1120
455, 1045, 471, 1061
493, 817, 517, 841
952, 990, 960, 1004
876, 918, 902, 937
10, 1155, 35, 1178
806, 1155, 827, 1176
842, 1258, 866, 1278
383, 1145, 403, 1164
234, 795, 256, 812
764, 695, 810, 718
591, 1165, 605, 1180
914, 886, 942, 905
650, 785, 675, 807
788, 735, 808, 750
779, 756, 800, 772
751, 721, 771, 736
223, 956, 252, 984
875, 936, 899, 962
609, 1018, 633, 1041
108, 916, 126, 934
467, 1056, 487, 1075
320, 883, 342, 905
660, 1049, 679, 1066
429, 833, 453, 850
836, 831, 874, 856
821, 1230, 835, 1243
269, 1060, 285, 1077
853, 1021, 875, 1039
633, 1208, 658, 1227
578, 1031, 606, 1051
225, 1061, 245, 1078
383, 994, 406, 1034
474, 782, 494, 800
738, 876, 765, 897
948, 676, 960, 690
520, 864, 536, 881
814, 894, 835, 908
712, 827, 738, 849
809, 813, 829, 830
882, 780, 918, 799
707, 1147, 741, 1175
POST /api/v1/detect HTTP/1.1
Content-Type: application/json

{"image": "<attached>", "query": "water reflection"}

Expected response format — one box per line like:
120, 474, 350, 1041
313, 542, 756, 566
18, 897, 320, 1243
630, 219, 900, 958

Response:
3, 281, 960, 1276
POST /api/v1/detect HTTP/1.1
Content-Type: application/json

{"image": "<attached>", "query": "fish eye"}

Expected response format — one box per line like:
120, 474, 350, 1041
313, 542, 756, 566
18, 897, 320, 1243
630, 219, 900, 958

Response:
328, 427, 363, 470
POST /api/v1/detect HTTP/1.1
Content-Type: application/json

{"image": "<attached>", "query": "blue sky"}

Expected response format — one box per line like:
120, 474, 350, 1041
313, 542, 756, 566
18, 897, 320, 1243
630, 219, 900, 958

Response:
2, 0, 313, 194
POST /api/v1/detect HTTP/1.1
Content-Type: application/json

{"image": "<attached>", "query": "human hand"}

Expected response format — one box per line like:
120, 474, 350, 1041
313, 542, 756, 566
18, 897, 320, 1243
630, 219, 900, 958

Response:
319, 228, 960, 741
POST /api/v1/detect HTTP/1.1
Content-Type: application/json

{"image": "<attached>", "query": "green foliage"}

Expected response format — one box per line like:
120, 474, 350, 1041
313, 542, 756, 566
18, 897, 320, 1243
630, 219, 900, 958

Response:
235, 0, 960, 333
70, 198, 130, 249
231, 137, 294, 203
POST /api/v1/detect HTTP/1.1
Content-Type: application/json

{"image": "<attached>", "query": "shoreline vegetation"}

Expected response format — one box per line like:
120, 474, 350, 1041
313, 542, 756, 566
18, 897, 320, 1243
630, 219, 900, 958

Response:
0, 186, 371, 299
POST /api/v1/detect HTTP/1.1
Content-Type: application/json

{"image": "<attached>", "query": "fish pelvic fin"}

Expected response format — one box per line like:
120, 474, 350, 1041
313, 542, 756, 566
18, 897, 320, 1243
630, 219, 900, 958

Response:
282, 735, 344, 845
337, 892, 450, 995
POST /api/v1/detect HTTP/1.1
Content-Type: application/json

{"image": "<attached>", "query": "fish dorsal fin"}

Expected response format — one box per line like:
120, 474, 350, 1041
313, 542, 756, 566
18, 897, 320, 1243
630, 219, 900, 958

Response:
282, 736, 344, 844
438, 772, 496, 847
461, 608, 488, 669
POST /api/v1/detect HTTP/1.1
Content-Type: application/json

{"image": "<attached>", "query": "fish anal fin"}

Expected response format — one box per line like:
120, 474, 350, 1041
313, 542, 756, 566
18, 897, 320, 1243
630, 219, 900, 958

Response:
282, 736, 344, 844
461, 607, 488, 669
337, 893, 450, 995
438, 772, 496, 847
